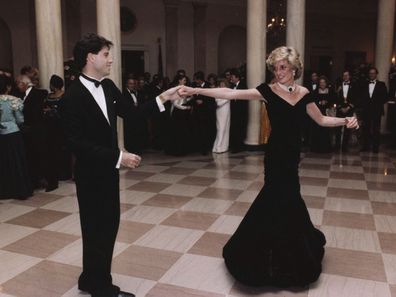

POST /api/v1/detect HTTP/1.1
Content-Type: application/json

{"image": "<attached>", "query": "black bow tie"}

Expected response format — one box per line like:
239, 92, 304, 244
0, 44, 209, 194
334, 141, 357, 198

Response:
81, 73, 102, 88
343, 82, 350, 85
369, 81, 376, 84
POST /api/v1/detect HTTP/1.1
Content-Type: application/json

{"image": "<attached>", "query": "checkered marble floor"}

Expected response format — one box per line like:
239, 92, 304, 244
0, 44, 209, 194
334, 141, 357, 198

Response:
1, 148, 396, 297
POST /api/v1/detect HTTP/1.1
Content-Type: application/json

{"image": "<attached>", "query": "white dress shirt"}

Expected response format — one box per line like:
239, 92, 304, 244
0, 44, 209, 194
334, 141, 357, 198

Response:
23, 86, 33, 102
342, 82, 350, 99
369, 80, 376, 98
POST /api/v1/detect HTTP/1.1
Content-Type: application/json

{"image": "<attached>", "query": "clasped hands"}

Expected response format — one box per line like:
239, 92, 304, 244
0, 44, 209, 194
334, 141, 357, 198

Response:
345, 116, 359, 129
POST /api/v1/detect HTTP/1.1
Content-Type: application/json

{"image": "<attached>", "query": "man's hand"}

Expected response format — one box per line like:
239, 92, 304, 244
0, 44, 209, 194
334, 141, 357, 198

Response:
121, 151, 141, 169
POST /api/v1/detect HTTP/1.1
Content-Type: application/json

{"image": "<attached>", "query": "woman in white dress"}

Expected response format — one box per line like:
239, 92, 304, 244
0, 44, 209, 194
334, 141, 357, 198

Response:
213, 79, 231, 153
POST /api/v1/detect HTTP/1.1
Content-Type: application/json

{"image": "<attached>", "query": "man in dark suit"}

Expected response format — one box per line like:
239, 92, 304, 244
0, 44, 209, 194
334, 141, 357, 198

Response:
16, 74, 48, 189
60, 33, 181, 297
388, 72, 396, 147
122, 77, 148, 154
360, 67, 388, 153
335, 70, 357, 152
229, 68, 248, 153
190, 71, 216, 154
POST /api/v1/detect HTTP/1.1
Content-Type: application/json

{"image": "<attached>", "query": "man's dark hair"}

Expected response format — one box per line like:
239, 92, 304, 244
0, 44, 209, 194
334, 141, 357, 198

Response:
20, 65, 33, 75
194, 71, 205, 81
50, 74, 64, 89
368, 67, 379, 74
73, 33, 113, 71
229, 68, 241, 79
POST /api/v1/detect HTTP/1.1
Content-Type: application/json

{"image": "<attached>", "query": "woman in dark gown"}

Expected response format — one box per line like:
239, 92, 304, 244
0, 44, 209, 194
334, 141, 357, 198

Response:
180, 46, 358, 288
310, 76, 336, 153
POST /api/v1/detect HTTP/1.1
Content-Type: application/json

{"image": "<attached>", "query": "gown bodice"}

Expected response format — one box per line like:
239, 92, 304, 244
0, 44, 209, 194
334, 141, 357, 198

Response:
256, 84, 314, 187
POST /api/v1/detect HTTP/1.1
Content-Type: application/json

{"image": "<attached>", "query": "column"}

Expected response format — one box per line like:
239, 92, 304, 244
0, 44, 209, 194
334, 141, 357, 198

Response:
96, 0, 124, 147
286, 0, 305, 84
193, 2, 207, 72
164, 0, 180, 77
35, 0, 64, 90
375, 0, 395, 132
245, 0, 266, 146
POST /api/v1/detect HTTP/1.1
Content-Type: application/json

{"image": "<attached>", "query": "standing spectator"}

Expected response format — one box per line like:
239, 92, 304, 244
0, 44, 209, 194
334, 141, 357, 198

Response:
306, 72, 319, 92
16, 74, 48, 189
42, 75, 69, 191
123, 77, 148, 154
207, 73, 218, 88
0, 75, 33, 200
213, 78, 231, 153
335, 70, 356, 152
360, 67, 388, 153
229, 68, 248, 153
191, 71, 216, 155
310, 76, 335, 153
165, 74, 193, 155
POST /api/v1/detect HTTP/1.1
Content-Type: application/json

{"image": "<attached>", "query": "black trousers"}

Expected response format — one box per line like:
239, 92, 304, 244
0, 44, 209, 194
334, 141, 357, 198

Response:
362, 115, 381, 150
75, 173, 120, 296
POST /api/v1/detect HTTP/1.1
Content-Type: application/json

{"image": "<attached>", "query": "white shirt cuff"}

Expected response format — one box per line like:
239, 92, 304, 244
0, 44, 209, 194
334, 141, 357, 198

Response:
116, 151, 123, 169
156, 96, 166, 112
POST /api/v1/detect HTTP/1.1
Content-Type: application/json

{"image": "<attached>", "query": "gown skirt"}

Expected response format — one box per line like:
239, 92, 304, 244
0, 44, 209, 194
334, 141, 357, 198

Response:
222, 147, 326, 287
0, 132, 33, 200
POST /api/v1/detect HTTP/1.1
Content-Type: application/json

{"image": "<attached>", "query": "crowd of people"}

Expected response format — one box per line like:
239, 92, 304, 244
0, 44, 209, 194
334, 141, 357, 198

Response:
0, 60, 394, 201
304, 66, 391, 154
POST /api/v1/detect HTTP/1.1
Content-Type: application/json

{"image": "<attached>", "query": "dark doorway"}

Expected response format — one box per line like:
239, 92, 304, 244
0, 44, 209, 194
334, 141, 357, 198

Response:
345, 51, 366, 71
121, 50, 144, 83
318, 56, 333, 80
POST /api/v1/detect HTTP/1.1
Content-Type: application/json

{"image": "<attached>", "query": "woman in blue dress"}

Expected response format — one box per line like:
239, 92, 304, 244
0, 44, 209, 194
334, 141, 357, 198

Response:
0, 75, 33, 199
179, 46, 358, 287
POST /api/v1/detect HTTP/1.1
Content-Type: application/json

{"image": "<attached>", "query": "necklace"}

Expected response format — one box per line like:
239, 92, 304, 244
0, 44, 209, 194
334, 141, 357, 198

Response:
277, 82, 296, 93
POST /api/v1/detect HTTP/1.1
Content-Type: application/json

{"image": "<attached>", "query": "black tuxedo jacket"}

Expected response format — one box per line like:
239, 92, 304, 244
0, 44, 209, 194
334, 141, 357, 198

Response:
122, 89, 145, 108
60, 78, 159, 180
23, 87, 48, 126
361, 80, 388, 117
336, 83, 358, 107
305, 81, 318, 93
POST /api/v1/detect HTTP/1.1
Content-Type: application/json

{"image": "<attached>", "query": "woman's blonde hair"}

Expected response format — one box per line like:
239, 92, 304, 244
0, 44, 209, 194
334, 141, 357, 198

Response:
266, 46, 303, 79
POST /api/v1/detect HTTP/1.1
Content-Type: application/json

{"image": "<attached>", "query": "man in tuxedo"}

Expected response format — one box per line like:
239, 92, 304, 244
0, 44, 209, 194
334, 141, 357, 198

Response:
335, 70, 357, 152
16, 74, 48, 189
123, 77, 148, 154
306, 72, 319, 92
191, 71, 216, 155
60, 33, 181, 297
229, 68, 248, 153
388, 72, 396, 147
360, 67, 388, 153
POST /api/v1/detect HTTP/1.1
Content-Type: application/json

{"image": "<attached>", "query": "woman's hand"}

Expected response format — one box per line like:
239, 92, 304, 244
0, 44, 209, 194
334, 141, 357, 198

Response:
346, 116, 359, 129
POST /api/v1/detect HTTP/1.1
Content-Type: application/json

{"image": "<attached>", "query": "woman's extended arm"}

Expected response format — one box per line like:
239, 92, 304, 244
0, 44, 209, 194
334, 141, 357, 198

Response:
306, 102, 358, 128
179, 86, 264, 101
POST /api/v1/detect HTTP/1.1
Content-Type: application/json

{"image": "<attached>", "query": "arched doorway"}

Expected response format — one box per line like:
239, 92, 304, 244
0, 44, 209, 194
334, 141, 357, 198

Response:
218, 25, 246, 75
0, 18, 13, 71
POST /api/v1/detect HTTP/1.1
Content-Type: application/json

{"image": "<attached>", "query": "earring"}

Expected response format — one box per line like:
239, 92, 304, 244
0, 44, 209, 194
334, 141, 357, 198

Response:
293, 71, 296, 76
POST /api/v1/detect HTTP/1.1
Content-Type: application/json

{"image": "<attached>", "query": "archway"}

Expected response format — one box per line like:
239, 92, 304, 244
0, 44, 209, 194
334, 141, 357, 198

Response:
218, 25, 246, 75
0, 18, 13, 72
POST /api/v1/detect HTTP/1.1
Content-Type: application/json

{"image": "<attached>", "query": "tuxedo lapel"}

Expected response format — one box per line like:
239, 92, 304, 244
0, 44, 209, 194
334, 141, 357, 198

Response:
78, 80, 112, 128
102, 82, 116, 128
